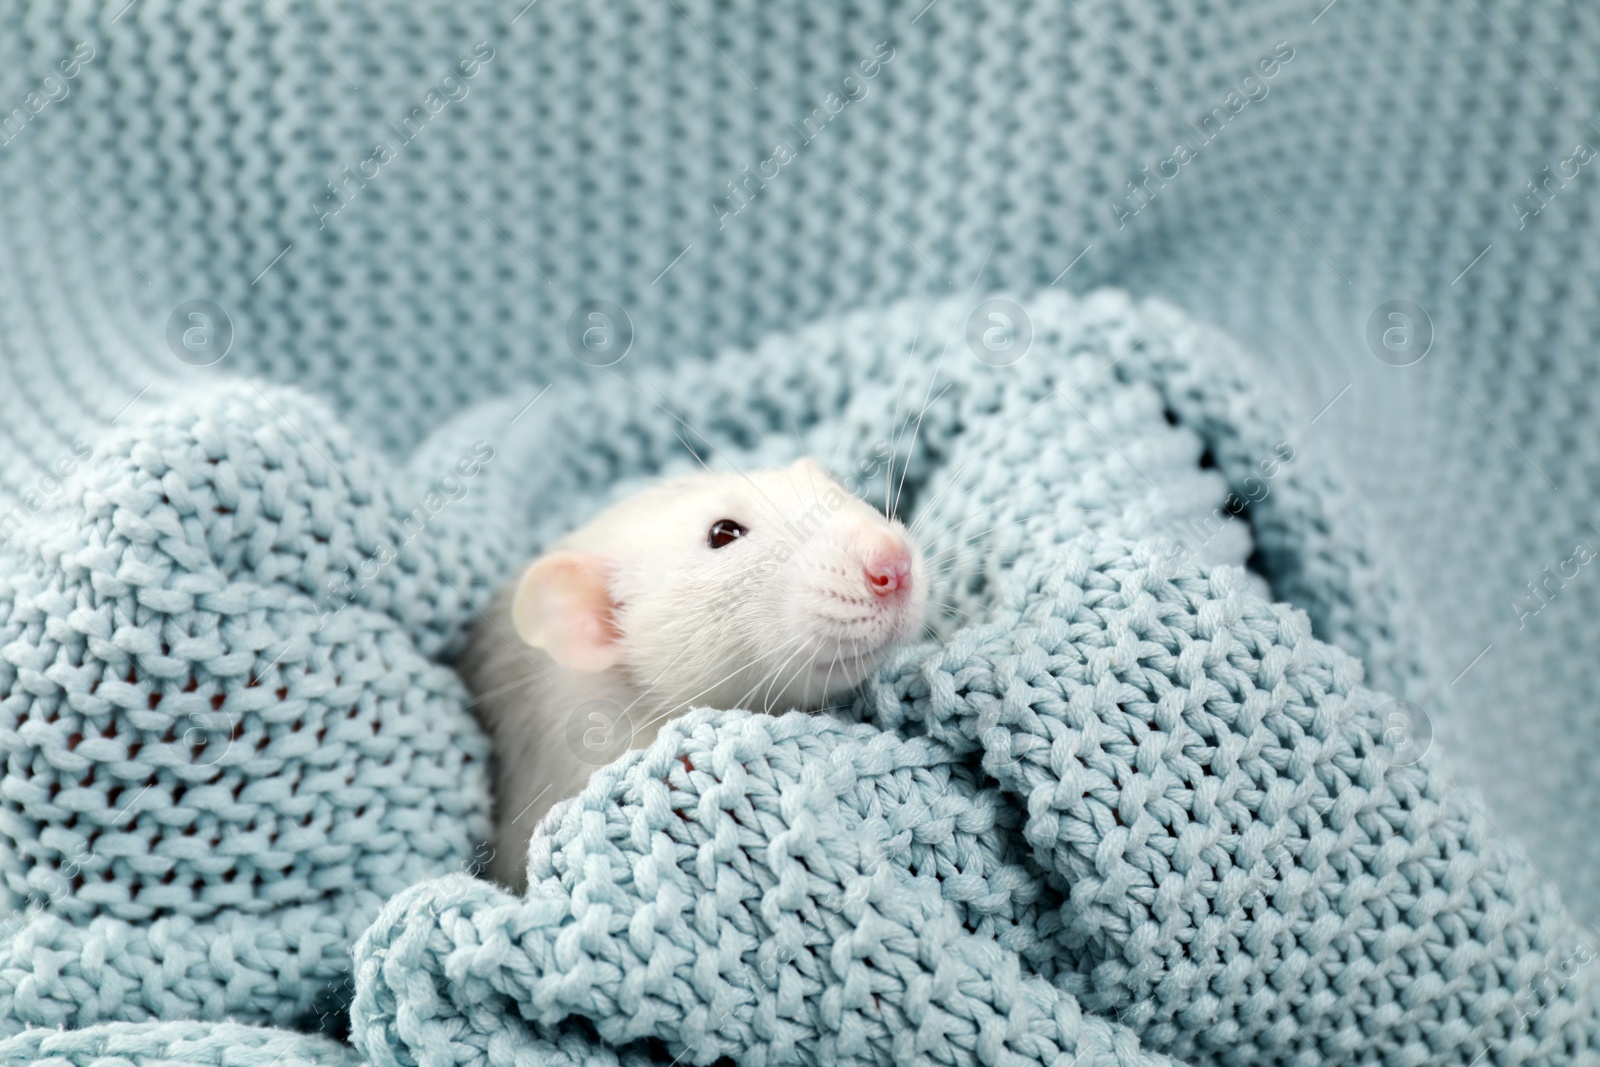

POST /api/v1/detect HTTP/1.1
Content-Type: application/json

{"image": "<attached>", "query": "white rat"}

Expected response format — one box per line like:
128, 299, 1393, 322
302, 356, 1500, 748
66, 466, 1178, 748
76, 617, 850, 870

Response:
458, 457, 928, 889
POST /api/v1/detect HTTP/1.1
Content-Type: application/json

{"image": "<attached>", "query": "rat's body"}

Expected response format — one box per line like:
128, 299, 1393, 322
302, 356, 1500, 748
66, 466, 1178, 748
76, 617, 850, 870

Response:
458, 458, 927, 889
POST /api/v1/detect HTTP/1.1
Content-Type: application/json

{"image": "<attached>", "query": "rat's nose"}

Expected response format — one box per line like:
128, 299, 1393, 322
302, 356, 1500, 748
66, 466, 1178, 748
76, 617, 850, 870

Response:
864, 543, 914, 598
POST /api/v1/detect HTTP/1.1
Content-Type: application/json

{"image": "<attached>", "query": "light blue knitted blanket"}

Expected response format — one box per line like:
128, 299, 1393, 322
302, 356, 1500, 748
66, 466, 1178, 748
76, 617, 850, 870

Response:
0, 287, 1595, 1067
1, 1, 1598, 1063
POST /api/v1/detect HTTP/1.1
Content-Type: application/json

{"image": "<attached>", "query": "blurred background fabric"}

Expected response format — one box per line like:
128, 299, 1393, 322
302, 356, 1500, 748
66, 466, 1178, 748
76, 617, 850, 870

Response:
0, 0, 1593, 952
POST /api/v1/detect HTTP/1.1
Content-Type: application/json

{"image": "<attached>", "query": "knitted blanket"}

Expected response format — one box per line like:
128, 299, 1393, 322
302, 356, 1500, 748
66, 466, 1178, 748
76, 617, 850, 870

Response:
351, 543, 1591, 1067
1, 289, 1595, 1066
5, 2, 1595, 919
1, 1, 1598, 1062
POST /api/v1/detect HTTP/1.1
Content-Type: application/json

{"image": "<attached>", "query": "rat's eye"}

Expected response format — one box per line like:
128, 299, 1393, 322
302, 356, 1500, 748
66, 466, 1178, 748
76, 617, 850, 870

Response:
708, 519, 748, 549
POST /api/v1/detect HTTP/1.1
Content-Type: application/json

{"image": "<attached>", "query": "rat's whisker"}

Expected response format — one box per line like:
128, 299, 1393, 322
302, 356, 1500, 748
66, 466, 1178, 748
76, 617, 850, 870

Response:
751, 635, 821, 714
466, 668, 547, 709
883, 315, 923, 512
924, 605, 982, 640
890, 331, 950, 518
909, 469, 1025, 546
819, 643, 845, 709
905, 463, 1072, 550
631, 631, 819, 739
914, 478, 1031, 542
616, 638, 710, 719
624, 624, 743, 718
890, 247, 996, 520
725, 650, 799, 719
908, 386, 1060, 539
777, 644, 830, 712
649, 638, 802, 726
891, 376, 953, 524
828, 433, 850, 482
922, 515, 1036, 571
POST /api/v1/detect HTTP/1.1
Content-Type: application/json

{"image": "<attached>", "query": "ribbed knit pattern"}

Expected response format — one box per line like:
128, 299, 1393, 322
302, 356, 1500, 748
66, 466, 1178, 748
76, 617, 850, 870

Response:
0, 1021, 363, 1067
330, 290, 1584, 1067
0, 383, 493, 1036
1, 264, 1592, 1064
0, 0, 1593, 1058
348, 537, 1598, 1067
4, 1, 1591, 915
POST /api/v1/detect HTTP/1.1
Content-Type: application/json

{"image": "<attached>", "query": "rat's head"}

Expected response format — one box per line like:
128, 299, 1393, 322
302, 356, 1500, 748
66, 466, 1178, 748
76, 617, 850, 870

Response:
510, 457, 927, 719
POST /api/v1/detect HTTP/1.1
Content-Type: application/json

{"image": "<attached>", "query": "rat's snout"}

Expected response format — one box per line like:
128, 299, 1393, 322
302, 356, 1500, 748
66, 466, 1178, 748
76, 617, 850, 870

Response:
863, 533, 915, 598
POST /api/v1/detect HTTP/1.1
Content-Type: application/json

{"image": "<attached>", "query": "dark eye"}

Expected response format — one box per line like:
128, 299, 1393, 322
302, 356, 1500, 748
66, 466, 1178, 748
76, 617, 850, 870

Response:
708, 519, 748, 549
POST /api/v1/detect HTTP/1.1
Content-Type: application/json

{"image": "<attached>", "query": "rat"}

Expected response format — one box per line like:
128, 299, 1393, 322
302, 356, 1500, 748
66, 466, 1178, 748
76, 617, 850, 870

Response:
458, 457, 928, 889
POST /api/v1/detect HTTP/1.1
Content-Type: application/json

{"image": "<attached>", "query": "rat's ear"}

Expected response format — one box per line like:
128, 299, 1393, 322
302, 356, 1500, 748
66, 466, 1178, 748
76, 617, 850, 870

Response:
511, 551, 623, 672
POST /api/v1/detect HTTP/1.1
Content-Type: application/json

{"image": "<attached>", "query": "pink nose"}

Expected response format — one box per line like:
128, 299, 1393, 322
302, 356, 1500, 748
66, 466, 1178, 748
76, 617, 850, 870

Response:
865, 551, 913, 597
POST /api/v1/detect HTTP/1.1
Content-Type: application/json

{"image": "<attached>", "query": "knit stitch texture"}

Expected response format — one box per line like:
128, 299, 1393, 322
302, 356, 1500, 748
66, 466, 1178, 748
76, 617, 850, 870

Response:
342, 292, 1597, 1067
350, 537, 1598, 1066
0, 0, 1594, 1061
0, 284, 1589, 1065
0, 383, 494, 1038
5, 2, 1593, 909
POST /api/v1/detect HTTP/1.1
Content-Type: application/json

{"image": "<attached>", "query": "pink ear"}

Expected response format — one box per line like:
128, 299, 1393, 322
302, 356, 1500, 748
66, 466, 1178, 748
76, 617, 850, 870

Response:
510, 551, 623, 672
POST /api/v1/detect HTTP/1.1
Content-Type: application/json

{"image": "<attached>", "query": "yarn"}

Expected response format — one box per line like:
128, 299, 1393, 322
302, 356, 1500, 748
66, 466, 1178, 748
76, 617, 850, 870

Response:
348, 536, 1600, 1067
0, 0, 1593, 1061
5, 281, 1592, 1064
0, 0, 1597, 918
352, 289, 1593, 1067
0, 384, 493, 1035
0, 1020, 363, 1067
351, 709, 1179, 1067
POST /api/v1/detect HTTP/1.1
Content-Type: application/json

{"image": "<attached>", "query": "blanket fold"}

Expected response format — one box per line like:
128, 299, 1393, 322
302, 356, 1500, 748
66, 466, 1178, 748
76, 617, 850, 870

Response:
350, 707, 1179, 1067
0, 383, 493, 1035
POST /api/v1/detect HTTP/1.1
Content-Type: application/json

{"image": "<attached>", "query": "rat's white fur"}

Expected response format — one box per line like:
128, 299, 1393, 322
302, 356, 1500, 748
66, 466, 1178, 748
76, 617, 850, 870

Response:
457, 458, 927, 889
